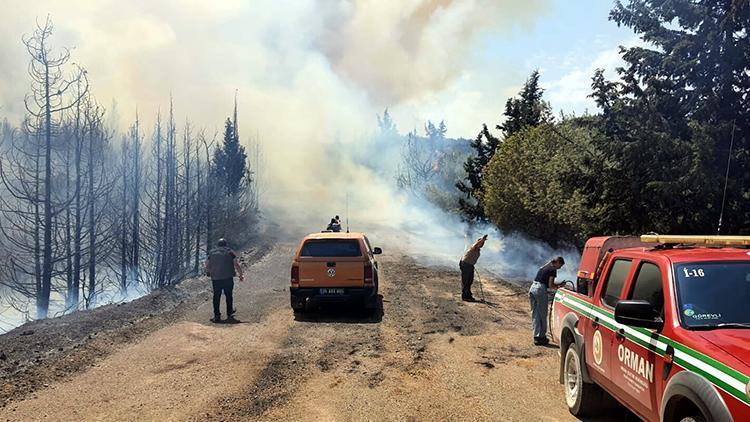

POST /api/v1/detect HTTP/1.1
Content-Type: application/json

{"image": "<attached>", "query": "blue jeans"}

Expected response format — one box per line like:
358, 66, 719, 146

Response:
529, 282, 548, 340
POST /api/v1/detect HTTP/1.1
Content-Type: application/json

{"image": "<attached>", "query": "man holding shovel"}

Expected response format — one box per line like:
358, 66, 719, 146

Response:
459, 235, 487, 302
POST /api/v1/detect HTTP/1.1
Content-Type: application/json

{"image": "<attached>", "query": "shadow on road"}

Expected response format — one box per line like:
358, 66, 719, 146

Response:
578, 397, 641, 421
581, 409, 640, 422
294, 295, 384, 324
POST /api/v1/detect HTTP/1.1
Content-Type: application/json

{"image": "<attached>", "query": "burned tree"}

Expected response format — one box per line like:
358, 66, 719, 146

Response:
0, 19, 261, 324
396, 130, 439, 195
8, 17, 88, 318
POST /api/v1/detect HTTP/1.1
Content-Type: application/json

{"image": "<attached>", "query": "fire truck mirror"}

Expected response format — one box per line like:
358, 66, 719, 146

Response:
614, 300, 664, 330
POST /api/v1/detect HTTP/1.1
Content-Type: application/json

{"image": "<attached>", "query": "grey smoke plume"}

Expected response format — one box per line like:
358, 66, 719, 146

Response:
0, 1, 570, 331
314, 0, 549, 104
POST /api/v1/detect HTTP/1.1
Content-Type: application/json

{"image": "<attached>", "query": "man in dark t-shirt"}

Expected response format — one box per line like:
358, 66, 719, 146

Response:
529, 256, 565, 345
534, 264, 558, 286
205, 238, 244, 323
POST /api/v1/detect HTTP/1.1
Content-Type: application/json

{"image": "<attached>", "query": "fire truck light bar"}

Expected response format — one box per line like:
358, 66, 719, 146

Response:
641, 235, 750, 246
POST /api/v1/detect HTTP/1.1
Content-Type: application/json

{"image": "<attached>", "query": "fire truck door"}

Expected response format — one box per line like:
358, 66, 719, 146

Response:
610, 260, 664, 421
589, 259, 633, 384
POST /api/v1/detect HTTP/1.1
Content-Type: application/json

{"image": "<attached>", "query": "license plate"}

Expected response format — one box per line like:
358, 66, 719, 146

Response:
320, 288, 344, 295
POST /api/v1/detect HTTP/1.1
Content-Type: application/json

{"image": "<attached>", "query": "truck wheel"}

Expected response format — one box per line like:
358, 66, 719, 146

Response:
563, 343, 605, 416
292, 298, 306, 316
680, 416, 706, 422
293, 307, 306, 319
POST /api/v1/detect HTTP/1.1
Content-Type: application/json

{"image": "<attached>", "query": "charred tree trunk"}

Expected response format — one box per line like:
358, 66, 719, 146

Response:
87, 120, 96, 308
131, 112, 141, 281
71, 106, 83, 309
120, 138, 129, 295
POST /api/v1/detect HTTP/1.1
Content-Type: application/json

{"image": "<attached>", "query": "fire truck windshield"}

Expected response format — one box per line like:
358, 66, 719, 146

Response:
674, 261, 750, 329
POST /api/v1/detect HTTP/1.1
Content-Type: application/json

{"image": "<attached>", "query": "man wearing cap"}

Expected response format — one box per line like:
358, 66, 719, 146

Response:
205, 238, 244, 323
459, 235, 487, 301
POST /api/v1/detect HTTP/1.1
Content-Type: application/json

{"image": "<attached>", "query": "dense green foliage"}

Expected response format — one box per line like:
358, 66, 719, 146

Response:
457, 71, 549, 222
498, 70, 553, 138
483, 120, 608, 246
476, 0, 750, 246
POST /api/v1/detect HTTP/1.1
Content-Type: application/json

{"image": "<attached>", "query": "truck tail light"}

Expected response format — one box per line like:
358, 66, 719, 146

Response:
364, 263, 374, 286
291, 265, 299, 287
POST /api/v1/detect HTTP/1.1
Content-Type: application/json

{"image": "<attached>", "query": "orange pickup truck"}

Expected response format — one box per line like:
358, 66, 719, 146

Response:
290, 232, 382, 314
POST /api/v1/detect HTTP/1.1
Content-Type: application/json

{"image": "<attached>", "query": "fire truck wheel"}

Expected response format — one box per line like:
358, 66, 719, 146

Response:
679, 417, 706, 422
563, 343, 605, 416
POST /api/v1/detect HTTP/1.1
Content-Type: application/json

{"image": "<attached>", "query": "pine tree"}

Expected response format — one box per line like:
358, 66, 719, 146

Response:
499, 70, 552, 138
425, 120, 447, 141
455, 124, 500, 221
596, 0, 750, 234
377, 108, 397, 137
456, 71, 550, 222
212, 117, 247, 197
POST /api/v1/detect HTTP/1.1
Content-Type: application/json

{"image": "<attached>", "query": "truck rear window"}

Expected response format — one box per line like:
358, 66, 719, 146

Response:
301, 240, 362, 257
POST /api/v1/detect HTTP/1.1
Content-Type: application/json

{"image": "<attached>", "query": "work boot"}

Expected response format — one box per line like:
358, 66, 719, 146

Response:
462, 295, 476, 302
533, 337, 550, 346
210, 314, 222, 323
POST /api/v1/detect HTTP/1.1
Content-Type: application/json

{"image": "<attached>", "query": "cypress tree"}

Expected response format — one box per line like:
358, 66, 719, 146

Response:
212, 113, 247, 197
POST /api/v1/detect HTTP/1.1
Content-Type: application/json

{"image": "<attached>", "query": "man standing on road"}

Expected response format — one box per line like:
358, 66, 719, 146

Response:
529, 256, 564, 345
205, 238, 244, 323
459, 235, 487, 302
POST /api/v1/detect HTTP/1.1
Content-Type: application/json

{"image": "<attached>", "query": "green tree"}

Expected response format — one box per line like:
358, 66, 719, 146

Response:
456, 70, 552, 222
455, 125, 499, 221
499, 70, 553, 138
212, 117, 247, 197
597, 0, 750, 234
483, 121, 607, 246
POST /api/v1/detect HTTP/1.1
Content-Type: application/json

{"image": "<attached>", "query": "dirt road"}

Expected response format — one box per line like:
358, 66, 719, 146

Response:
0, 241, 586, 421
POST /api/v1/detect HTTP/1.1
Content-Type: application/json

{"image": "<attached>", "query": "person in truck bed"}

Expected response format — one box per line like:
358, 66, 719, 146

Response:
530, 256, 565, 345
326, 218, 342, 232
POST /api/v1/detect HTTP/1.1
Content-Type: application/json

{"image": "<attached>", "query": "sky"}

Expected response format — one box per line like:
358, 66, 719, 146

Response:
0, 0, 637, 140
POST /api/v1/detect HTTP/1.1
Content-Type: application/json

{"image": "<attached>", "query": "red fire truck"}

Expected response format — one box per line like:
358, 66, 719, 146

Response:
552, 235, 750, 421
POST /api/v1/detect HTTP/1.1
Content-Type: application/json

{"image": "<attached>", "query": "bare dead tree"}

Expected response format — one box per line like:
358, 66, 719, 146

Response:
20, 16, 87, 318
130, 111, 142, 285
182, 120, 193, 270
396, 131, 438, 196
0, 21, 262, 325
119, 133, 129, 295
67, 76, 88, 309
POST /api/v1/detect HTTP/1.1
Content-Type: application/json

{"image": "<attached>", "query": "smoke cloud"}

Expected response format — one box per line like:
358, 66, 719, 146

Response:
314, 0, 548, 104
0, 0, 576, 330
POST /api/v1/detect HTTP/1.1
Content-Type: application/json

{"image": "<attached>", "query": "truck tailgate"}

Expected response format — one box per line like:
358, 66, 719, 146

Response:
298, 258, 365, 288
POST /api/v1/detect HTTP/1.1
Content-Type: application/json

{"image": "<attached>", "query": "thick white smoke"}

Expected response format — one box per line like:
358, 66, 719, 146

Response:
0, 1, 577, 331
